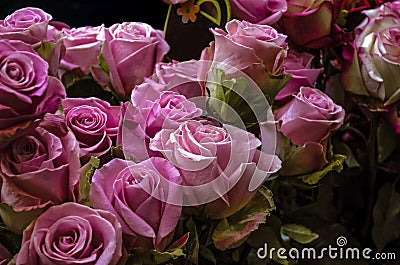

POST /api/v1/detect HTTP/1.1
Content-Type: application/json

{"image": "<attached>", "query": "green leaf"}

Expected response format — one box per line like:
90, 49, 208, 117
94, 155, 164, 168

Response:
167, 232, 190, 251
184, 217, 199, 264
212, 187, 275, 251
377, 121, 400, 164
98, 53, 110, 75
128, 247, 186, 265
199, 245, 216, 265
0, 204, 43, 235
35, 41, 57, 62
61, 70, 83, 89
333, 140, 360, 169
0, 224, 22, 255
280, 224, 319, 244
79, 157, 100, 206
111, 146, 125, 160
260, 71, 291, 103
206, 68, 270, 128
300, 154, 346, 185
336, 10, 348, 27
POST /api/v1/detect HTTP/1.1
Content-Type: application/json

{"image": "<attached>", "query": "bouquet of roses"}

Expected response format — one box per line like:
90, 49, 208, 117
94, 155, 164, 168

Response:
0, 0, 399, 264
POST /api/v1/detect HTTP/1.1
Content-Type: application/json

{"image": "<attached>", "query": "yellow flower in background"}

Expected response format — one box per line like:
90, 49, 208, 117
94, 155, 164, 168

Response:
177, 0, 200, 23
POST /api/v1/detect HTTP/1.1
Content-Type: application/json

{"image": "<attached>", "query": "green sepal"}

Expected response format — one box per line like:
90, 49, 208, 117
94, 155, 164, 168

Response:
300, 154, 346, 185
79, 156, 100, 206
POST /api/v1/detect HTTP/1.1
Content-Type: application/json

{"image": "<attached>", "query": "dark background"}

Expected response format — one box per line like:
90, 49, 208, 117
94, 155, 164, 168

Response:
0, 0, 169, 30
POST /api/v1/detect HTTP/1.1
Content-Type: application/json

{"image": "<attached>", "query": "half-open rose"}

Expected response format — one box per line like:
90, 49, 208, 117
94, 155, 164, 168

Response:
279, 0, 342, 49
0, 7, 52, 44
342, 1, 400, 105
91, 22, 170, 100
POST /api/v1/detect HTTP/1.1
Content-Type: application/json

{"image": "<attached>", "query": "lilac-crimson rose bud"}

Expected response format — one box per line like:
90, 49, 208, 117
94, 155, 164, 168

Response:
0, 243, 11, 265
150, 119, 281, 218
0, 39, 66, 133
279, 0, 342, 49
0, 7, 52, 45
16, 202, 123, 265
230, 0, 287, 25
274, 87, 345, 175
60, 25, 104, 75
199, 19, 287, 89
118, 79, 202, 162
90, 158, 182, 251
342, 1, 400, 105
63, 97, 121, 163
91, 22, 170, 100
0, 114, 80, 212
275, 50, 323, 102
275, 87, 345, 146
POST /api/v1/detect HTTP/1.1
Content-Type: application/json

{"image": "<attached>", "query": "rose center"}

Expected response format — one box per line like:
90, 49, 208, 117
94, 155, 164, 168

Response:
126, 175, 141, 185
12, 137, 38, 163
6, 63, 23, 81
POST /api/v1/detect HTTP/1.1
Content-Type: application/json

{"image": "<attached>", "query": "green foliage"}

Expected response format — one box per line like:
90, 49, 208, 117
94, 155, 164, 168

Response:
212, 187, 275, 251
79, 156, 100, 206
280, 224, 319, 244
300, 154, 346, 185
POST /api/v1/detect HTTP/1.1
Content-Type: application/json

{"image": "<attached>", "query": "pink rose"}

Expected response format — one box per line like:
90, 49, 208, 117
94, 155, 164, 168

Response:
90, 158, 182, 251
230, 0, 288, 25
60, 25, 104, 75
275, 50, 323, 101
199, 19, 287, 89
0, 40, 66, 134
274, 87, 345, 175
118, 79, 202, 162
0, 7, 52, 45
0, 243, 11, 265
16, 203, 123, 265
150, 119, 281, 218
275, 87, 345, 146
0, 114, 80, 212
279, 0, 342, 49
91, 22, 170, 100
341, 1, 400, 105
62, 97, 121, 163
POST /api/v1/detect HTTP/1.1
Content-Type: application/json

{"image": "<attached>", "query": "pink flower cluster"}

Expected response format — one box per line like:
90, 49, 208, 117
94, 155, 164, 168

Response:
13, 0, 400, 262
